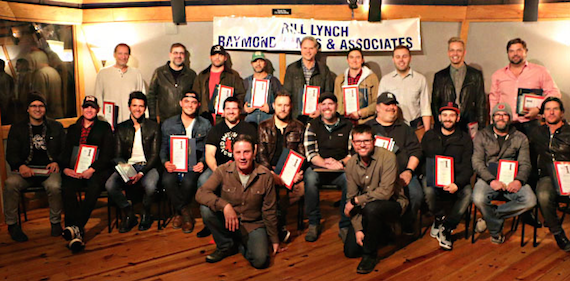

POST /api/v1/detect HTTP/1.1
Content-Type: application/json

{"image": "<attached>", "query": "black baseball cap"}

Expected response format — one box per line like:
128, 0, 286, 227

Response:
82, 95, 99, 109
377, 92, 398, 105
439, 102, 460, 115
181, 91, 199, 101
319, 92, 337, 103
211, 45, 227, 56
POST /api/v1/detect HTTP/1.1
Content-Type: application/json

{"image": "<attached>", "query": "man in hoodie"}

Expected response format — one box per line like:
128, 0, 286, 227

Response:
472, 102, 536, 244
422, 102, 473, 250
334, 47, 378, 125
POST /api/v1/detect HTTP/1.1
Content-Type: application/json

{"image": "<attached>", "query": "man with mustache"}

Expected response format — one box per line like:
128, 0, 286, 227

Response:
193, 45, 245, 125
422, 102, 473, 250
472, 103, 536, 244
243, 51, 283, 125
379, 45, 431, 131
147, 43, 197, 122
529, 97, 570, 251
59, 96, 114, 252
366, 92, 423, 235
303, 92, 352, 242
489, 38, 560, 136
257, 91, 305, 243
432, 37, 487, 133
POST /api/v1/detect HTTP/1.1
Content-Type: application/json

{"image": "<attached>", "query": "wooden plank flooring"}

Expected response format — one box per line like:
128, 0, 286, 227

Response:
2, 190, 570, 281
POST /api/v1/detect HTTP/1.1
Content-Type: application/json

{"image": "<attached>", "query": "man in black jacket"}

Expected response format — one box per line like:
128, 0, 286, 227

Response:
3, 93, 65, 242
365, 92, 423, 235
432, 37, 487, 133
60, 96, 114, 252
147, 43, 197, 122
422, 102, 473, 250
530, 97, 570, 251
283, 36, 334, 124
105, 92, 161, 233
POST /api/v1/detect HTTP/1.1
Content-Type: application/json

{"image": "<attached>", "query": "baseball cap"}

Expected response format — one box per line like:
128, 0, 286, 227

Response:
181, 91, 199, 101
82, 95, 99, 109
439, 102, 460, 115
251, 51, 266, 62
318, 92, 337, 103
211, 45, 227, 56
377, 92, 398, 105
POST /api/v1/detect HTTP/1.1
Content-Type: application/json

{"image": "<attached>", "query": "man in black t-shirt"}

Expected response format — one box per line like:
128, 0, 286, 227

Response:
4, 93, 65, 242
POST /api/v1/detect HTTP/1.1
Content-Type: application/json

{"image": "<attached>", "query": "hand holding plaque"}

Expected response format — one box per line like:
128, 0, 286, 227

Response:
497, 160, 518, 185
302, 85, 320, 115
215, 85, 234, 115
279, 150, 305, 190
74, 145, 98, 174
435, 155, 454, 187
554, 161, 570, 196
170, 136, 189, 172
251, 78, 269, 108
342, 85, 359, 116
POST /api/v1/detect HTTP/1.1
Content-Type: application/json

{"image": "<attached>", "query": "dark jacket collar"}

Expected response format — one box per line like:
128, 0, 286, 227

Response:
295, 59, 321, 76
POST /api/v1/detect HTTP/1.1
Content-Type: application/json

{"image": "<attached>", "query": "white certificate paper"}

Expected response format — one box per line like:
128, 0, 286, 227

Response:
215, 85, 234, 115
468, 122, 478, 140
374, 136, 395, 151
497, 160, 518, 185
342, 85, 359, 115
103, 101, 116, 130
74, 145, 97, 173
555, 161, 570, 195
279, 150, 305, 190
170, 136, 189, 172
302, 85, 320, 115
522, 94, 545, 113
435, 155, 454, 187
251, 78, 269, 108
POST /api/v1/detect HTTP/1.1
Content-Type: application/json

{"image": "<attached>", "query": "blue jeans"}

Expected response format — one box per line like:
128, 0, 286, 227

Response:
304, 167, 350, 229
197, 168, 213, 188
200, 205, 269, 269
423, 177, 472, 230
472, 178, 536, 236
162, 170, 200, 212
105, 165, 159, 209
401, 176, 424, 226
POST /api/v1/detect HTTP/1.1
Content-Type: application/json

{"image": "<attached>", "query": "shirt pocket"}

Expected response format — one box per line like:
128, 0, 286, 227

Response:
221, 184, 239, 204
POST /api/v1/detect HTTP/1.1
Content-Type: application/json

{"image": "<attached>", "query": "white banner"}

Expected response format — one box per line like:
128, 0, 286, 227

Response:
213, 17, 421, 52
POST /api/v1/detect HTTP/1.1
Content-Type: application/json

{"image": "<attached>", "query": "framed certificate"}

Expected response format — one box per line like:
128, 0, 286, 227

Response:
435, 155, 454, 187
516, 88, 544, 114
497, 160, 518, 185
342, 85, 359, 116
28, 165, 50, 177
468, 122, 478, 140
302, 85, 320, 115
74, 145, 98, 173
170, 136, 189, 172
374, 136, 395, 151
554, 161, 570, 195
103, 101, 116, 130
279, 150, 305, 190
215, 85, 234, 115
251, 78, 269, 108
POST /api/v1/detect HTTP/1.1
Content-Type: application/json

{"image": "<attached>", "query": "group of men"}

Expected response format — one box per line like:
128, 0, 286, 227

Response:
4, 35, 570, 274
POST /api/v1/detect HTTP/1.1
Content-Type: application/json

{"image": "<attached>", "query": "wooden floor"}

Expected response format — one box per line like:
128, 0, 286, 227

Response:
2, 190, 570, 281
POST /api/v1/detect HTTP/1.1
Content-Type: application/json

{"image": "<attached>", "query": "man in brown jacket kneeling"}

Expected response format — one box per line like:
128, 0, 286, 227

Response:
196, 134, 278, 269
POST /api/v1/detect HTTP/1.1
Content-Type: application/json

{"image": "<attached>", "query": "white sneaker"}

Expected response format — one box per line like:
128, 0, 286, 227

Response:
475, 218, 487, 233
430, 217, 443, 238
437, 226, 453, 250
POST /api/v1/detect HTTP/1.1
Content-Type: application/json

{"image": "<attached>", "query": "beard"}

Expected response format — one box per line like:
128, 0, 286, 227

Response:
441, 121, 456, 132
493, 122, 509, 132
276, 112, 290, 122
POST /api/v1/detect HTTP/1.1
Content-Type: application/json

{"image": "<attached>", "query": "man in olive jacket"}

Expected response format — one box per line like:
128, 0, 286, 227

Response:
196, 134, 277, 269
192, 45, 245, 124
147, 43, 197, 122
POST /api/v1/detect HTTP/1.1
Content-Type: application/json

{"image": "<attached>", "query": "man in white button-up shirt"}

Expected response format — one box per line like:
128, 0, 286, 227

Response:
379, 45, 432, 131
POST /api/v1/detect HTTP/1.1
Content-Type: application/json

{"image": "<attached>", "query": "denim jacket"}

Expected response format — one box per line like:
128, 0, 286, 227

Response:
160, 115, 212, 165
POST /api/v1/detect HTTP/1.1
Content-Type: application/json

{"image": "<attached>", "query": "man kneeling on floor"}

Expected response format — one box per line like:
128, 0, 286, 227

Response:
196, 134, 278, 269
344, 124, 408, 274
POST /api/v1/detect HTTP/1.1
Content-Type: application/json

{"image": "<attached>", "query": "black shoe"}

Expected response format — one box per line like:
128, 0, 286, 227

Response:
205, 247, 238, 263
68, 237, 85, 253
522, 211, 542, 228
555, 232, 570, 252
138, 213, 153, 231
62, 226, 81, 241
356, 255, 378, 274
51, 223, 63, 237
119, 214, 138, 233
279, 229, 291, 243
402, 220, 415, 236
8, 224, 28, 242
197, 226, 211, 238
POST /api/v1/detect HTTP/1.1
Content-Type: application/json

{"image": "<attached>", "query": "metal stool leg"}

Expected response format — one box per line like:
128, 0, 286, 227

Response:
471, 204, 477, 243
297, 196, 305, 231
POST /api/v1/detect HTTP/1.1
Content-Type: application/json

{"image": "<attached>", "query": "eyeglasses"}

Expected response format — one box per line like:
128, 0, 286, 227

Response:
353, 139, 374, 145
493, 113, 509, 119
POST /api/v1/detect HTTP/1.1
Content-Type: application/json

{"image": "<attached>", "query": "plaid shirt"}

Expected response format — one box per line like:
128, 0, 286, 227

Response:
79, 120, 94, 144
347, 69, 362, 85
301, 61, 315, 85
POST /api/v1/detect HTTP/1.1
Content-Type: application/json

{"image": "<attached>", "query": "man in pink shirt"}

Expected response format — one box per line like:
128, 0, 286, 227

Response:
489, 38, 560, 135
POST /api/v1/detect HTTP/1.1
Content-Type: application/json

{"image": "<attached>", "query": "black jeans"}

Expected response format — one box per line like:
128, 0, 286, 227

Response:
536, 176, 563, 235
344, 200, 402, 258
62, 171, 109, 229
162, 171, 199, 212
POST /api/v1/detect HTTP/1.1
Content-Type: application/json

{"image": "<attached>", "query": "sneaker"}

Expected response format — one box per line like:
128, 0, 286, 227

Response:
62, 226, 81, 241
554, 232, 570, 252
305, 224, 321, 242
430, 217, 444, 238
68, 237, 85, 253
279, 229, 291, 243
8, 224, 28, 242
205, 247, 238, 263
437, 226, 453, 250
491, 234, 505, 244
475, 218, 487, 233
339, 227, 349, 243
356, 255, 378, 274
51, 223, 63, 237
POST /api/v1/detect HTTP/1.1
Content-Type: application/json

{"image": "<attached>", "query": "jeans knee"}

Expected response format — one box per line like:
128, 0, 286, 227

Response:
472, 189, 487, 208
4, 175, 22, 193
200, 205, 216, 223
250, 255, 269, 269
